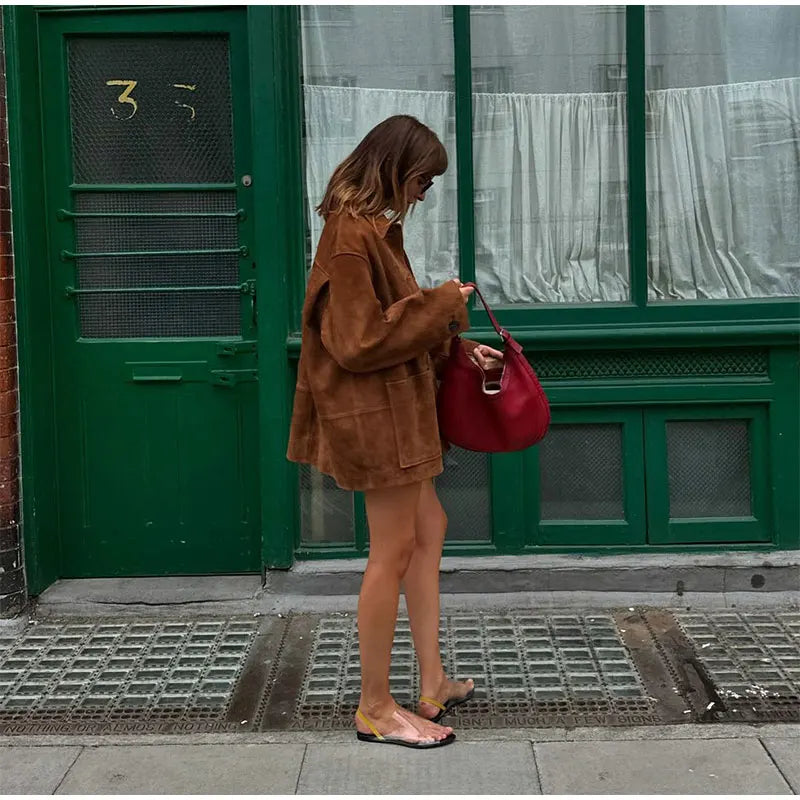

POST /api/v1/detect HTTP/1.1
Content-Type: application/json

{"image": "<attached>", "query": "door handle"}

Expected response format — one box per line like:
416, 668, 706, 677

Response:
211, 369, 258, 387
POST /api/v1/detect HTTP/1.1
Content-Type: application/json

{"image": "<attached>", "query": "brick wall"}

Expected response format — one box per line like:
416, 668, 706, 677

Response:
0, 9, 25, 618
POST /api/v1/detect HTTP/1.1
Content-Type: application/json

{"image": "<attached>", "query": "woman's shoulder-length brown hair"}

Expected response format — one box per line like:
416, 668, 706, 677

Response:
317, 114, 447, 224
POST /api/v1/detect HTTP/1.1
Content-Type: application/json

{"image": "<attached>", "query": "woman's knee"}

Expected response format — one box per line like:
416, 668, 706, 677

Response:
368, 532, 417, 577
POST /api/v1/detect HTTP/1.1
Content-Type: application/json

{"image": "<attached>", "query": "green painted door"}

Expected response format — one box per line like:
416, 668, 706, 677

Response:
39, 9, 260, 576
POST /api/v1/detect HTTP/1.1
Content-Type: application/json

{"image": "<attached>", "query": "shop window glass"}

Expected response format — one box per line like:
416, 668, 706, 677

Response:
646, 6, 800, 299
299, 464, 355, 544
439, 449, 492, 542
301, 6, 459, 289
298, 450, 492, 545
470, 6, 629, 305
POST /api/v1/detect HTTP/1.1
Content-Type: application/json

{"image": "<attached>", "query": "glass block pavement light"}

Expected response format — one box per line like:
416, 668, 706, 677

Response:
0, 619, 258, 731
676, 611, 800, 714
293, 612, 659, 729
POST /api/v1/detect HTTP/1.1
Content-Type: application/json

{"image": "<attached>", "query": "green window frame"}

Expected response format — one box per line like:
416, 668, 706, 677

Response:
450, 5, 798, 339
284, 5, 800, 346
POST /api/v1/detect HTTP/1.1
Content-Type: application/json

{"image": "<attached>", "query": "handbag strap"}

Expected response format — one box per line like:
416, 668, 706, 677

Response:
463, 282, 509, 342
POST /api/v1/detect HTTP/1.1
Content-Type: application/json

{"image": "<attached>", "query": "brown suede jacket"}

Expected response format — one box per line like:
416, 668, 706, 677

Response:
287, 211, 472, 491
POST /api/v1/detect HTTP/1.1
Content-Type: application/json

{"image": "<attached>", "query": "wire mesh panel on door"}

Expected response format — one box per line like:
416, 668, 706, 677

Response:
71, 192, 242, 338
68, 36, 234, 184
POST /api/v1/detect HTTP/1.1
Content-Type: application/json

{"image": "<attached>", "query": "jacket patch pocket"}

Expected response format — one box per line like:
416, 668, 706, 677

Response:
386, 370, 442, 469
321, 408, 395, 478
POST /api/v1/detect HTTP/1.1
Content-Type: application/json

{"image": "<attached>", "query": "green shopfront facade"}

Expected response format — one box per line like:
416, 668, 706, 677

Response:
4, 5, 799, 596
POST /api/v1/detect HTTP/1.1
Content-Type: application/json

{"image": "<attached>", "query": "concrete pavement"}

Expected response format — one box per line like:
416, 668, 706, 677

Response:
1, 725, 798, 794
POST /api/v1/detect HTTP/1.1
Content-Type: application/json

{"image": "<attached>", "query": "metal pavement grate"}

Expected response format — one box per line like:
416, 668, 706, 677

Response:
0, 618, 259, 733
6, 609, 794, 734
283, 612, 660, 730
675, 610, 800, 722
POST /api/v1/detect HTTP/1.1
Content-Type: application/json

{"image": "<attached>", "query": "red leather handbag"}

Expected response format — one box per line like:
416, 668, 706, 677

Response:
437, 283, 550, 453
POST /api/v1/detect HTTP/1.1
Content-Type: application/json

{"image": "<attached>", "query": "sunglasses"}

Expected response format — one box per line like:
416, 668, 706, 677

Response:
420, 177, 434, 193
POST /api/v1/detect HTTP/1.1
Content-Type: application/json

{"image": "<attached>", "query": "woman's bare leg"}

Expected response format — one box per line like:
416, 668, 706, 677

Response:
355, 481, 453, 742
403, 480, 474, 719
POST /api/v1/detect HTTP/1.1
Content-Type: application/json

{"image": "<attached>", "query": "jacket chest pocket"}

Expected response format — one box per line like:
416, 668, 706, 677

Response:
385, 370, 441, 469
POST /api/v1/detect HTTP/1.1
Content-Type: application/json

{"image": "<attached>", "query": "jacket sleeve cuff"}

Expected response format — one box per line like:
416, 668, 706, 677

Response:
438, 280, 470, 338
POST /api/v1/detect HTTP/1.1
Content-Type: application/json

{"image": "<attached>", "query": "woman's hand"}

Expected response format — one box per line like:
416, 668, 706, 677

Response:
452, 278, 474, 304
472, 344, 504, 370
450, 280, 502, 367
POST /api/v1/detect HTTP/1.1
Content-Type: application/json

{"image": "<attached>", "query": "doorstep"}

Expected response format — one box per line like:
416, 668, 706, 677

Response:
22, 551, 800, 620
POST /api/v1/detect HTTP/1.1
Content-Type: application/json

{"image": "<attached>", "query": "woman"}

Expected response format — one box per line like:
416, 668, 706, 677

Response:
287, 115, 502, 748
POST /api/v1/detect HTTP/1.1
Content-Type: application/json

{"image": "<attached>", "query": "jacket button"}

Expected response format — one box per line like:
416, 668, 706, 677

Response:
448, 321, 460, 333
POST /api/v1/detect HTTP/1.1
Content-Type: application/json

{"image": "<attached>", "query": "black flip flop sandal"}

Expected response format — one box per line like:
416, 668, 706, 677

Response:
355, 709, 456, 749
419, 687, 476, 724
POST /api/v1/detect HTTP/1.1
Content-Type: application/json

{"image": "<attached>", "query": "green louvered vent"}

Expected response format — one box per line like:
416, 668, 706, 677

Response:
530, 349, 768, 381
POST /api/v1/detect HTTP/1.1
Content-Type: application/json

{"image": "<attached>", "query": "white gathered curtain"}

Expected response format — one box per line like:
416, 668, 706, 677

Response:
647, 77, 799, 300
304, 78, 800, 304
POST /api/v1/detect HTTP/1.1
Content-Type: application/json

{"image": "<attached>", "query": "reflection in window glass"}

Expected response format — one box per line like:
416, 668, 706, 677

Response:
470, 6, 629, 305
299, 464, 355, 544
646, 6, 800, 300
301, 6, 458, 289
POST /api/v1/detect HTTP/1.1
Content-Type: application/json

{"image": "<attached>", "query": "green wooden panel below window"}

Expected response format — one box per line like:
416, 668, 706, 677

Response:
489, 451, 526, 553
767, 347, 800, 551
